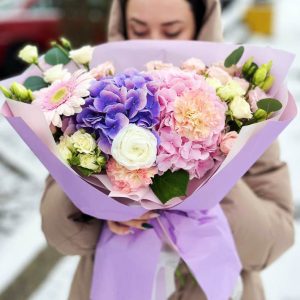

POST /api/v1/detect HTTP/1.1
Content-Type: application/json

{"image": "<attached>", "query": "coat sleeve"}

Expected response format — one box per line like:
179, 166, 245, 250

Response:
221, 141, 295, 272
40, 176, 102, 256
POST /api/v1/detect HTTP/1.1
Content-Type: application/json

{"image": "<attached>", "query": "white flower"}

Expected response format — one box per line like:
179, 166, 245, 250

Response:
79, 154, 100, 171
181, 58, 206, 74
18, 45, 38, 64
71, 130, 97, 154
111, 124, 157, 170
57, 137, 73, 161
206, 77, 223, 90
90, 61, 115, 80
44, 64, 70, 83
217, 80, 246, 102
230, 96, 253, 119
69, 46, 94, 65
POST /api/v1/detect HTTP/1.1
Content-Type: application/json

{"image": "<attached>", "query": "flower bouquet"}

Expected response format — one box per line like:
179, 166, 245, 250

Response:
0, 40, 297, 300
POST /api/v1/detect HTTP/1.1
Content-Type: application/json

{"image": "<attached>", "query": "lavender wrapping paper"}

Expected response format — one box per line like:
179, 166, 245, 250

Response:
0, 41, 297, 300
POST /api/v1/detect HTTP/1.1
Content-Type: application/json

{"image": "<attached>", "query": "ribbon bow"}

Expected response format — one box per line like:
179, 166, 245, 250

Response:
91, 205, 241, 300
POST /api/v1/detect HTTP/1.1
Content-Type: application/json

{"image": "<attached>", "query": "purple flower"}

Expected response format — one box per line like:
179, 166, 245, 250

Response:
76, 69, 160, 154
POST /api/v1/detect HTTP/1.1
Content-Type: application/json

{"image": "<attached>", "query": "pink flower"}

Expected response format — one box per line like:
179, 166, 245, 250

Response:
220, 131, 239, 155
106, 159, 158, 194
181, 58, 206, 74
155, 70, 227, 179
207, 66, 232, 85
33, 70, 92, 127
248, 87, 267, 112
90, 61, 115, 80
213, 61, 241, 76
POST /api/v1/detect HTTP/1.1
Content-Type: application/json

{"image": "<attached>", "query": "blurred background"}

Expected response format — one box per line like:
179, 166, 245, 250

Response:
0, 0, 299, 299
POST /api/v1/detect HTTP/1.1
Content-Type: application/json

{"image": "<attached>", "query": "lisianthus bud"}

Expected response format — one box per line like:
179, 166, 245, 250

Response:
261, 75, 275, 92
217, 80, 246, 102
0, 85, 13, 98
242, 57, 254, 75
97, 156, 106, 167
69, 46, 94, 65
229, 96, 253, 119
261, 60, 273, 74
254, 109, 268, 121
60, 37, 72, 50
18, 45, 38, 64
10, 82, 32, 102
253, 67, 268, 86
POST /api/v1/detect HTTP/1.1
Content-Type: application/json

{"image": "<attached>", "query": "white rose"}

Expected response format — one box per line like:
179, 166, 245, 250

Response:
69, 46, 94, 65
90, 61, 115, 80
217, 80, 246, 101
44, 64, 70, 83
71, 130, 97, 154
230, 96, 253, 119
111, 124, 157, 170
18, 45, 38, 64
181, 58, 206, 74
79, 154, 100, 171
57, 138, 73, 161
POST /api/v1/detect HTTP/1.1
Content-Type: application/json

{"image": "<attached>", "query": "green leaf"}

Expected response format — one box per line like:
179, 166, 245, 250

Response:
224, 46, 245, 68
150, 169, 189, 204
23, 76, 48, 91
257, 98, 283, 114
44, 47, 70, 65
69, 156, 80, 166
76, 166, 94, 177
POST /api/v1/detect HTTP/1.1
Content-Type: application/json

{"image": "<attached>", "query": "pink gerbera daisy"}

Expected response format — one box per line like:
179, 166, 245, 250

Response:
33, 70, 93, 127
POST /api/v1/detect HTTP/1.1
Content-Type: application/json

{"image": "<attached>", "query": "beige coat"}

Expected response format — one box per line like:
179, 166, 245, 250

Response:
40, 1, 295, 299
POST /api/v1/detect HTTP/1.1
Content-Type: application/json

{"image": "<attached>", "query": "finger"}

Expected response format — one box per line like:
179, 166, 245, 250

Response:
107, 221, 132, 235
136, 211, 160, 221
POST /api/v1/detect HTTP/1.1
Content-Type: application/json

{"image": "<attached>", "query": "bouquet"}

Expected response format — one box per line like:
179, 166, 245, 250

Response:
0, 40, 297, 300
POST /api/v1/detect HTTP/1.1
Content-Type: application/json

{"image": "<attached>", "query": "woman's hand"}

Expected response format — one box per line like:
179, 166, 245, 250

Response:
107, 212, 160, 235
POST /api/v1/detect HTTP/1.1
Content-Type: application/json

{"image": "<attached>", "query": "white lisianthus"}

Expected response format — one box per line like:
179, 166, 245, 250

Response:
44, 64, 70, 83
57, 138, 73, 161
111, 124, 157, 170
181, 58, 206, 74
230, 96, 253, 119
79, 154, 100, 171
217, 80, 246, 102
206, 77, 223, 90
69, 46, 94, 65
18, 45, 38, 64
71, 130, 97, 154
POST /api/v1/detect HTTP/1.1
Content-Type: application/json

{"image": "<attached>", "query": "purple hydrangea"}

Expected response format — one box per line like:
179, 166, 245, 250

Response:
76, 69, 160, 154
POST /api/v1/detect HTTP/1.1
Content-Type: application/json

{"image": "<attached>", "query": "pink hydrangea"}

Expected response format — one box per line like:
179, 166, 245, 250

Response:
106, 159, 158, 194
154, 70, 227, 179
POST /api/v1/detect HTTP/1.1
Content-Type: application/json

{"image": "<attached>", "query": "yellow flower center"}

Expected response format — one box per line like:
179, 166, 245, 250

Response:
51, 87, 68, 104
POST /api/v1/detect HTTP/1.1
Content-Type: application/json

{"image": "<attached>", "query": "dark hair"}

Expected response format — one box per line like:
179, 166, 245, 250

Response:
119, 0, 206, 40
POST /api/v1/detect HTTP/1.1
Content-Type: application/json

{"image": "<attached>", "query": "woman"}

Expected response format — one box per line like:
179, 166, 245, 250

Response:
40, 0, 295, 299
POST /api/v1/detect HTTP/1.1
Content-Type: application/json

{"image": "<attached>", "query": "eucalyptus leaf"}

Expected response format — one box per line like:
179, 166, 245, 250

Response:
23, 76, 48, 91
257, 98, 283, 114
150, 169, 189, 204
45, 47, 70, 65
224, 46, 245, 68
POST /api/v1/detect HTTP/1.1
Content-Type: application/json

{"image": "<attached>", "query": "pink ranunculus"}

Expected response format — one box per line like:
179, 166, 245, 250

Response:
213, 61, 241, 77
207, 66, 232, 85
248, 87, 268, 112
220, 131, 239, 155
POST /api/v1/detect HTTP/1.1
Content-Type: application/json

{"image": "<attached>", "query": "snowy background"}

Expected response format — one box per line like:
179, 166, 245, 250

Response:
0, 0, 299, 299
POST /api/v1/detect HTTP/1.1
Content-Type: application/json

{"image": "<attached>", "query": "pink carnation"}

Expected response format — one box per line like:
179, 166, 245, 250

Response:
106, 159, 157, 194
155, 70, 227, 179
220, 131, 239, 155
